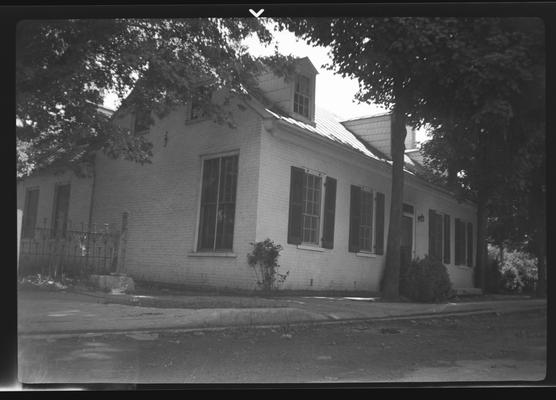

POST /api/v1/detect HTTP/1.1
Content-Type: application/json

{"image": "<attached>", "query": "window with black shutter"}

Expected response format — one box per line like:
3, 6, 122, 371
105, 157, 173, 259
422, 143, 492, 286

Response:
349, 186, 385, 254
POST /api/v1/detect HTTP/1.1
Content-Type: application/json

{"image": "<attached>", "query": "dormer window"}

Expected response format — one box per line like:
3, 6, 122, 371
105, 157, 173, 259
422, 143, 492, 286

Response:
293, 75, 311, 118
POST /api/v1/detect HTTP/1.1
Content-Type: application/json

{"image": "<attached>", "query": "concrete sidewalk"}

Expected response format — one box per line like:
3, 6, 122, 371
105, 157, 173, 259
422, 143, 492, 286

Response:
17, 288, 547, 337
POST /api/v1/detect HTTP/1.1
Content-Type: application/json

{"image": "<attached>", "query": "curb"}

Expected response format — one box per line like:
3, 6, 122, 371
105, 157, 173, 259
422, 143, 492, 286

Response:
19, 304, 546, 340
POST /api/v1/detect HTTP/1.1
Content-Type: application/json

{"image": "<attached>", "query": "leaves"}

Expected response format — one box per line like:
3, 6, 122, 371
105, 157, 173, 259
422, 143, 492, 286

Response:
16, 18, 281, 177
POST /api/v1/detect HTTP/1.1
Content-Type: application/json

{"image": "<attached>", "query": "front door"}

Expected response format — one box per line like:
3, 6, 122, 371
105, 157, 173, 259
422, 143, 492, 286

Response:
400, 215, 413, 268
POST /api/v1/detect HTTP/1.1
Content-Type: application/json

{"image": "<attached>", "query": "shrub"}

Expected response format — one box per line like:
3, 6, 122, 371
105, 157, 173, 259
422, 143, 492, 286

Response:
399, 255, 453, 303
247, 239, 288, 293
486, 245, 538, 294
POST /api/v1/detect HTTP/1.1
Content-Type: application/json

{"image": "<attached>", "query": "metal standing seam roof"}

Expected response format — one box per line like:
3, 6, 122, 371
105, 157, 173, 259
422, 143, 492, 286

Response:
264, 106, 418, 175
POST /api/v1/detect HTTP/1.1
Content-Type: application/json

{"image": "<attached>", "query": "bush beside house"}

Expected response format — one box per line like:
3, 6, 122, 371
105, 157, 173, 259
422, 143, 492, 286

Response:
399, 256, 453, 303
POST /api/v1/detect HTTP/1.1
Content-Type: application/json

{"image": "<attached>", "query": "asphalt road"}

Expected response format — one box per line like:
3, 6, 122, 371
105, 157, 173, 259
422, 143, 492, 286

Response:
18, 309, 546, 385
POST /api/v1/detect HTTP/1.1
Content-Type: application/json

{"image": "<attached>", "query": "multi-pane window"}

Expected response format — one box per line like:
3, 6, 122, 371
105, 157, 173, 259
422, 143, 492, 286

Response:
301, 172, 322, 244
287, 167, 336, 248
358, 189, 374, 251
22, 188, 39, 238
198, 155, 238, 251
52, 184, 71, 238
349, 186, 386, 254
293, 75, 311, 118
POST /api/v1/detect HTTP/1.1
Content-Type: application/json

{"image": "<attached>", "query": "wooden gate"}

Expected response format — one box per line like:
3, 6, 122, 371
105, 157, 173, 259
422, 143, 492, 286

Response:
19, 220, 121, 278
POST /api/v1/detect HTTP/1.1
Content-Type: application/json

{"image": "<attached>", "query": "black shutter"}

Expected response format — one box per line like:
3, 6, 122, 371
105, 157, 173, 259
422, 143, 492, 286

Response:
467, 222, 473, 267
434, 213, 443, 261
348, 185, 361, 252
429, 209, 437, 260
321, 177, 337, 249
454, 218, 462, 265
287, 166, 304, 245
443, 214, 451, 264
374, 192, 385, 255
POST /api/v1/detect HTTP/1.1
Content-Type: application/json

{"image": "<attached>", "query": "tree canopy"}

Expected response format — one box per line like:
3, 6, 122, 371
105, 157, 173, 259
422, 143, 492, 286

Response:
16, 18, 291, 177
277, 17, 545, 297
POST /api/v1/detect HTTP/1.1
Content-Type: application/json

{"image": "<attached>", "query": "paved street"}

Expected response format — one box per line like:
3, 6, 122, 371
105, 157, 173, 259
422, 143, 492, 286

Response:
19, 310, 546, 384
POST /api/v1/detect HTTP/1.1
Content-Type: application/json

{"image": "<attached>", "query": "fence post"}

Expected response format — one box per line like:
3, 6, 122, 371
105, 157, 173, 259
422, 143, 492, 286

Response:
116, 212, 128, 274
17, 209, 23, 275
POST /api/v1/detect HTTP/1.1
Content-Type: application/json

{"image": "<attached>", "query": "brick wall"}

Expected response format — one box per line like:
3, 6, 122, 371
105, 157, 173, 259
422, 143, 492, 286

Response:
16, 168, 93, 232
91, 100, 263, 290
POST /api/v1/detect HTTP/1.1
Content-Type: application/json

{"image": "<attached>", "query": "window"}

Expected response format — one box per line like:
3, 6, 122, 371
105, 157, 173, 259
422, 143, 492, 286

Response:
287, 167, 337, 248
349, 185, 385, 254
52, 184, 71, 237
293, 75, 311, 118
189, 86, 210, 121
197, 155, 238, 251
302, 172, 322, 244
22, 188, 39, 238
133, 109, 150, 135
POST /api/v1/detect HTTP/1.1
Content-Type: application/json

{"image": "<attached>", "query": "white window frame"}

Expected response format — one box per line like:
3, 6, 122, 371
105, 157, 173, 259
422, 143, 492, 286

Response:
193, 150, 240, 254
299, 168, 325, 247
293, 74, 313, 120
354, 185, 379, 256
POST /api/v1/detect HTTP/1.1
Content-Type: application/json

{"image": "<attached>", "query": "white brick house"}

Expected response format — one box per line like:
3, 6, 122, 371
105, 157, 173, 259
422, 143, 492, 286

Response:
17, 57, 477, 292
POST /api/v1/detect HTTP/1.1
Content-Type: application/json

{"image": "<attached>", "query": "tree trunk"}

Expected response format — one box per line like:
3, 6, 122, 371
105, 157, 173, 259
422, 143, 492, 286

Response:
381, 106, 407, 300
475, 189, 489, 292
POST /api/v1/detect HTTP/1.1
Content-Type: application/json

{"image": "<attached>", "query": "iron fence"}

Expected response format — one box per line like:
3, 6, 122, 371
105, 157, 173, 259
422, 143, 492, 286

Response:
19, 221, 121, 278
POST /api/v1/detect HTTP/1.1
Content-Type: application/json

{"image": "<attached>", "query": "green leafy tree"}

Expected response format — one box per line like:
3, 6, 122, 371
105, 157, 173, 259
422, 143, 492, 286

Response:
16, 18, 291, 178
